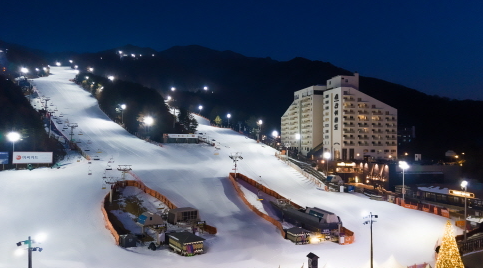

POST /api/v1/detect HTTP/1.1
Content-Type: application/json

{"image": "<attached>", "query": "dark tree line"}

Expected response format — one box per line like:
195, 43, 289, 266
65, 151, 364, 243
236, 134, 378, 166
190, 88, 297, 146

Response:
74, 72, 196, 142
0, 75, 66, 163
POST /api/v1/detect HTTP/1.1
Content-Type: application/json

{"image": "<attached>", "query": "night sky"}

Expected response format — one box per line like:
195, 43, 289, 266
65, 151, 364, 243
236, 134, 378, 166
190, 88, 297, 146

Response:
2, 0, 483, 100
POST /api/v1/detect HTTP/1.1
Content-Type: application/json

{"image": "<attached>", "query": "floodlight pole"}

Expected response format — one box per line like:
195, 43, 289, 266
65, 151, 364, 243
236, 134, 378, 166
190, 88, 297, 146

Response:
28, 236, 32, 268
363, 212, 378, 268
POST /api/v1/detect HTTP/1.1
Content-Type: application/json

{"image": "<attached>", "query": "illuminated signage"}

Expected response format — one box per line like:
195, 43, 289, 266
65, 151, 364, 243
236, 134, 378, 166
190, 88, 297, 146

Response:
337, 162, 356, 167
449, 190, 475, 198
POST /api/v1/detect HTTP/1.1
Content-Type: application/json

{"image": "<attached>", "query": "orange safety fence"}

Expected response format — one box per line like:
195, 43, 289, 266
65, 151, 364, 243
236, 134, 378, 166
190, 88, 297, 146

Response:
108, 173, 217, 235
396, 198, 450, 218
228, 173, 286, 238
101, 194, 120, 245
229, 173, 355, 244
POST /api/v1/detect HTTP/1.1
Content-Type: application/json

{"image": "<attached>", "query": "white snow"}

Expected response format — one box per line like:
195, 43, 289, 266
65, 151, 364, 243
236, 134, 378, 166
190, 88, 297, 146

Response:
0, 67, 457, 268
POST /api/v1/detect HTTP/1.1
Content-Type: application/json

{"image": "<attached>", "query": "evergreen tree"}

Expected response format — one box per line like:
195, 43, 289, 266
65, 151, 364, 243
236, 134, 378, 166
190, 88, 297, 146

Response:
435, 220, 464, 268
178, 108, 198, 133
214, 115, 222, 126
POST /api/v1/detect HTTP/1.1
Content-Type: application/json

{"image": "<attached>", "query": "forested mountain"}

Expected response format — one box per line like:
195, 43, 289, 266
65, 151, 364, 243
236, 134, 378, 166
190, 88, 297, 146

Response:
1, 41, 482, 179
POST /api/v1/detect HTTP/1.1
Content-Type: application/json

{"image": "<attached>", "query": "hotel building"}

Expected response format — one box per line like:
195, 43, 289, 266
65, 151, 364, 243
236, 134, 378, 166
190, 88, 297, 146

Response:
281, 73, 397, 161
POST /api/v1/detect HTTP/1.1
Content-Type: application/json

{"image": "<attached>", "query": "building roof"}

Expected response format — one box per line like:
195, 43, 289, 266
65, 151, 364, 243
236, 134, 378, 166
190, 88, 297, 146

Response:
287, 227, 310, 235
169, 207, 198, 213
307, 252, 319, 259
167, 232, 205, 244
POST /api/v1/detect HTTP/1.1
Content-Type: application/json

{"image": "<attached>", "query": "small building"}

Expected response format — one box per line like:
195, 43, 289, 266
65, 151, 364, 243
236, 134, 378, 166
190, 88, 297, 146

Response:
119, 234, 137, 248
137, 212, 164, 226
137, 212, 164, 234
168, 207, 200, 224
286, 227, 310, 245
271, 201, 341, 233
167, 232, 205, 256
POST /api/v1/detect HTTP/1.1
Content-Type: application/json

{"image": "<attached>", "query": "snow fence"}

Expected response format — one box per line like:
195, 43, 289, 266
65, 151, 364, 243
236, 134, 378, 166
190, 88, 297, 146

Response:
228, 172, 355, 244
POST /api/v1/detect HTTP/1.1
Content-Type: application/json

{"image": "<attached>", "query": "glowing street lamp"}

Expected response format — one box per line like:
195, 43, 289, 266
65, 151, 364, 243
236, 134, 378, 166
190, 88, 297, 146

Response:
16, 234, 45, 268
55, 62, 61, 66
198, 105, 203, 115
323, 151, 331, 175
108, 75, 115, 81
399, 161, 409, 201
461, 180, 468, 242
203, 86, 208, 91
116, 104, 126, 125
227, 113, 231, 126
7, 132, 21, 153
144, 116, 154, 134
171, 87, 176, 92
257, 120, 263, 141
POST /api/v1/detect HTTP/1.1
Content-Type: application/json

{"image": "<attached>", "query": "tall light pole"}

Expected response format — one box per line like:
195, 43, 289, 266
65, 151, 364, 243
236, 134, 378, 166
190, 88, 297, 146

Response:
19, 67, 28, 85
16, 235, 44, 268
399, 161, 409, 201
227, 113, 231, 127
323, 151, 331, 176
295, 133, 301, 155
7, 132, 21, 153
257, 120, 263, 142
120, 104, 126, 124
461, 180, 468, 243
198, 105, 203, 115
363, 212, 378, 268
144, 116, 154, 135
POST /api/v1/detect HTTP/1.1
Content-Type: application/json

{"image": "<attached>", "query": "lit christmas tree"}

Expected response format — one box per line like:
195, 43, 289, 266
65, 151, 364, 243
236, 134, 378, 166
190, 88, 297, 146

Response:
435, 220, 464, 268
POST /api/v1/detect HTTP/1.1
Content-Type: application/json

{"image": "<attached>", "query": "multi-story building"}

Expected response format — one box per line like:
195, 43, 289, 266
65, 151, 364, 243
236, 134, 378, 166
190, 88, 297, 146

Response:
281, 73, 397, 161
281, 85, 325, 156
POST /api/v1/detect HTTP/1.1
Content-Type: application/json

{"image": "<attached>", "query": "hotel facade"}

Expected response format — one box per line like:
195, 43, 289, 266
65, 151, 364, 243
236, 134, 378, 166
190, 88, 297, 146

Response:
281, 73, 397, 161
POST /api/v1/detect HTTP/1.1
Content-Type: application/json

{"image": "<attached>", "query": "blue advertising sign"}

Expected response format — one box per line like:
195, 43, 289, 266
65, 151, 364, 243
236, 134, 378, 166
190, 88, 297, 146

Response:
0, 152, 9, 164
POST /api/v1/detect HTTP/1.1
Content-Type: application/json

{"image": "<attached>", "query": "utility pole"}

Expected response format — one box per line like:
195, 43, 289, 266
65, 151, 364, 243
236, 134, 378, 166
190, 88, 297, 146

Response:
229, 152, 243, 179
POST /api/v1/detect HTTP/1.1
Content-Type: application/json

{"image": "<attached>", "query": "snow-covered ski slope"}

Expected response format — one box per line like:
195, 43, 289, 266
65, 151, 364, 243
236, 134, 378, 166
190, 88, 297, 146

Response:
0, 67, 453, 268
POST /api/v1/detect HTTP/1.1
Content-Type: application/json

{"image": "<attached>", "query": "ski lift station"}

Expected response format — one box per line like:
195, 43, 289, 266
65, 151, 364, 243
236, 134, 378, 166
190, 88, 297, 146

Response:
163, 134, 199, 144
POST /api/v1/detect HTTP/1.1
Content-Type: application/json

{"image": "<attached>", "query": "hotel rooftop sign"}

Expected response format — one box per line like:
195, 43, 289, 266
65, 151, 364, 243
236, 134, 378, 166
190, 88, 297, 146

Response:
449, 189, 475, 198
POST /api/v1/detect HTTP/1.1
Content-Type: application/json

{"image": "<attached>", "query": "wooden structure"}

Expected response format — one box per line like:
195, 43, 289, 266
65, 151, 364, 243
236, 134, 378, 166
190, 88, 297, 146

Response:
286, 227, 310, 245
167, 232, 205, 256
168, 207, 200, 224
137, 212, 164, 233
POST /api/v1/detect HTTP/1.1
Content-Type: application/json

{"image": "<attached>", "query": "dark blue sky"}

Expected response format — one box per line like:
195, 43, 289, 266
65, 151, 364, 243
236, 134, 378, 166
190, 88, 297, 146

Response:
2, 0, 483, 100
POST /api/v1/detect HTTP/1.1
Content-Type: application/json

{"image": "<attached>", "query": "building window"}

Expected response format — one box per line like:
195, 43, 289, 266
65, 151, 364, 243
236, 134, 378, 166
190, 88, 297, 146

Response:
384, 150, 389, 153
370, 149, 375, 153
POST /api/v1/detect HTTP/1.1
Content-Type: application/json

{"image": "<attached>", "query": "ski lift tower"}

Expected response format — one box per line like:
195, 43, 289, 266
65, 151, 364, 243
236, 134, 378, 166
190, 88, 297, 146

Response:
68, 123, 78, 143
43, 97, 50, 110
229, 152, 243, 179
117, 165, 132, 181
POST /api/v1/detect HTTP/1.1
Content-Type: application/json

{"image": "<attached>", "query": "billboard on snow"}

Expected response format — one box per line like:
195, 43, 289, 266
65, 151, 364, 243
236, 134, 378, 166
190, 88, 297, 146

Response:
12, 152, 53, 164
